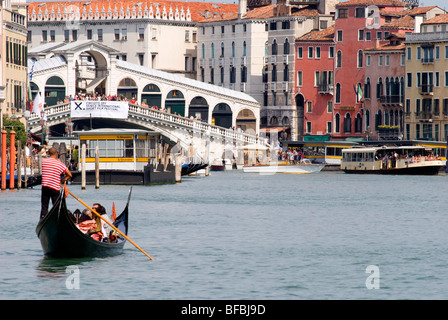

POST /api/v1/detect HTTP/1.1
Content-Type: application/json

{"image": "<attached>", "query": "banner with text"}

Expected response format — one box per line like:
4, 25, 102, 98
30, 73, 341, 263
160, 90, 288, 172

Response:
71, 101, 129, 119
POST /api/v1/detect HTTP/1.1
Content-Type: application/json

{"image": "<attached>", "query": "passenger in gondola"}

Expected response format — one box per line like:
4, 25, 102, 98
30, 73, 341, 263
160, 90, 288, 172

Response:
88, 203, 116, 242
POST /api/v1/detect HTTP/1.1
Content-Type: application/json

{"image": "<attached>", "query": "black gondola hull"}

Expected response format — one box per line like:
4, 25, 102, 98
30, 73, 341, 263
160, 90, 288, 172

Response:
36, 191, 129, 258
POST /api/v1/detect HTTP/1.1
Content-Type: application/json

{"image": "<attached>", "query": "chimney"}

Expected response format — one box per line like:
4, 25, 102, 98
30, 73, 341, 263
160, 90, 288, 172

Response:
414, 15, 423, 33
238, 0, 247, 19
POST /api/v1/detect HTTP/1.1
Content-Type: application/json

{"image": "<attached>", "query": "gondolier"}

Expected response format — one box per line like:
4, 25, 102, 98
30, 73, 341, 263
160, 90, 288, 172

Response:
40, 147, 72, 219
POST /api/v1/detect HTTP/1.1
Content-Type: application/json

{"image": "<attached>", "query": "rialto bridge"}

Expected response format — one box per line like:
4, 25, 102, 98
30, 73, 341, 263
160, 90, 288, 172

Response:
27, 40, 269, 164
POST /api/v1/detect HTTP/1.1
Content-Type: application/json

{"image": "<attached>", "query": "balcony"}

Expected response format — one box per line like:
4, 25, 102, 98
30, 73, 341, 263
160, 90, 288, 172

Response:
318, 84, 334, 94
421, 57, 434, 64
270, 56, 277, 64
380, 95, 403, 105
415, 111, 433, 120
241, 56, 247, 66
283, 55, 289, 64
419, 84, 434, 95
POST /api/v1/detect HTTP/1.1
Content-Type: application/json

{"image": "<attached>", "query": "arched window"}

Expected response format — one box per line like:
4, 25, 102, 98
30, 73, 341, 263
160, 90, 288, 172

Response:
377, 77, 383, 99
336, 83, 341, 103
221, 42, 224, 57
337, 50, 342, 68
211, 43, 215, 58
335, 113, 340, 133
344, 113, 351, 133
202, 43, 205, 59
232, 41, 235, 57
265, 41, 269, 57
355, 113, 362, 133
272, 39, 278, 55
365, 109, 370, 128
284, 38, 290, 55
243, 41, 247, 57
358, 50, 363, 68
364, 77, 371, 99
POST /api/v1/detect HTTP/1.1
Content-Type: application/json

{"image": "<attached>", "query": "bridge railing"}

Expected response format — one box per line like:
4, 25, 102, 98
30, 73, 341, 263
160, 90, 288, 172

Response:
28, 102, 268, 146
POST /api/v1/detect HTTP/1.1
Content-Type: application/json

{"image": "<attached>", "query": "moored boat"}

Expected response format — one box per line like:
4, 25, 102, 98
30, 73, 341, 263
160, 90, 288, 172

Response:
36, 187, 131, 258
341, 146, 445, 175
243, 159, 324, 174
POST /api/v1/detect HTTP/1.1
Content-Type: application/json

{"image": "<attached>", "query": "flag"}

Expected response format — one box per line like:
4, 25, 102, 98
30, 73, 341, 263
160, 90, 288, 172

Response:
354, 84, 363, 105
32, 92, 43, 115
111, 202, 116, 222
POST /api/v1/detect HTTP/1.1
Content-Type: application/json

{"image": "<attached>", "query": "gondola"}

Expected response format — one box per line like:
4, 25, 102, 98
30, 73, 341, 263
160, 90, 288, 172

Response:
36, 187, 132, 258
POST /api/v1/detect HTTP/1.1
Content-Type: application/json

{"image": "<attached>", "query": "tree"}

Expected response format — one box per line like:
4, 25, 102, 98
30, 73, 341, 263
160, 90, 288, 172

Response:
2, 115, 27, 148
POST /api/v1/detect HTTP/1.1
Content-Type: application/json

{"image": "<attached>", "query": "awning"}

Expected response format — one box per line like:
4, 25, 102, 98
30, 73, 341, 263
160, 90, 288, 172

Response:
86, 77, 106, 93
260, 126, 289, 133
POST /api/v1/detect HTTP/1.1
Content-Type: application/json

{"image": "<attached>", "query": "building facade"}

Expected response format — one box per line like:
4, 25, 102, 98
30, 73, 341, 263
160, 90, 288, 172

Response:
295, 25, 335, 140
27, 0, 240, 81
405, 14, 448, 141
197, 0, 339, 141
1, 0, 28, 121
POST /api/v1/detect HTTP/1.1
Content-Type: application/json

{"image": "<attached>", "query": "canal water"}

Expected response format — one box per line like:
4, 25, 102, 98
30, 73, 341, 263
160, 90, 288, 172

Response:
1, 170, 447, 300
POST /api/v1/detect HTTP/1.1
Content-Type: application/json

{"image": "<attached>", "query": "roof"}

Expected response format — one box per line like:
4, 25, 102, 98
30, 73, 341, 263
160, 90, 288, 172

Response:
297, 25, 335, 42
115, 60, 258, 104
421, 14, 448, 25
336, 0, 408, 7
382, 14, 415, 29
197, 4, 319, 22
380, 6, 438, 16
28, 0, 239, 23
29, 56, 67, 73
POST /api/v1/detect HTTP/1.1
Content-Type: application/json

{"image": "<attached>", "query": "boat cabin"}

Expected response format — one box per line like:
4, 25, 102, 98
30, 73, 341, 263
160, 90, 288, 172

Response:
74, 129, 161, 171
341, 146, 445, 174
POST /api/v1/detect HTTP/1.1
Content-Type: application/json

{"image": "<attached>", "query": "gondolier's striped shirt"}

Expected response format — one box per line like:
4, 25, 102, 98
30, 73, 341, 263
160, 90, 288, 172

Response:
42, 157, 69, 191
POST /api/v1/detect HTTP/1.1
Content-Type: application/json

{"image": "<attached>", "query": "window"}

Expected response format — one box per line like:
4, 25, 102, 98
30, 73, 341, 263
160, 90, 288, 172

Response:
379, 55, 383, 66
436, 46, 440, 59
336, 83, 341, 103
87, 29, 93, 40
308, 47, 313, 59
417, 46, 421, 60
329, 46, 334, 58
376, 32, 382, 40
297, 71, 303, 87
315, 47, 321, 59
407, 47, 412, 60
221, 25, 225, 34
366, 31, 371, 41
335, 114, 340, 133
50, 30, 55, 42
272, 65, 277, 82
122, 28, 127, 40
355, 8, 365, 18
64, 30, 69, 41
444, 71, 448, 86
272, 40, 278, 55
337, 51, 342, 68
138, 28, 144, 40
185, 30, 190, 42
97, 29, 103, 41
315, 72, 320, 87
327, 101, 333, 113
366, 55, 371, 66
297, 47, 303, 59
401, 54, 405, 66
406, 73, 412, 87
114, 29, 120, 40
72, 30, 78, 41
42, 30, 47, 42
385, 55, 390, 66
338, 8, 348, 19
306, 122, 312, 134
307, 101, 312, 113
358, 50, 363, 67
284, 39, 290, 55
138, 53, 144, 66
445, 45, 448, 59
337, 30, 343, 42
358, 30, 364, 41
229, 66, 236, 83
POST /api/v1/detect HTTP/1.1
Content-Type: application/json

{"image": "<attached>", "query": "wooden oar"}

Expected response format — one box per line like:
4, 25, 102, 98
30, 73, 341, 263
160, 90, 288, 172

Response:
65, 186, 155, 261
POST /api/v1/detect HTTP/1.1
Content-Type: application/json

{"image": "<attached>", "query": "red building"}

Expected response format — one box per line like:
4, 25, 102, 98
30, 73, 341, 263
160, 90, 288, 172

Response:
295, 26, 335, 140
332, 0, 407, 139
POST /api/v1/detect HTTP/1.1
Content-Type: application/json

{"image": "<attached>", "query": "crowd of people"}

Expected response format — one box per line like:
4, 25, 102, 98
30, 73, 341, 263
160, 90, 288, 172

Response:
277, 148, 304, 165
